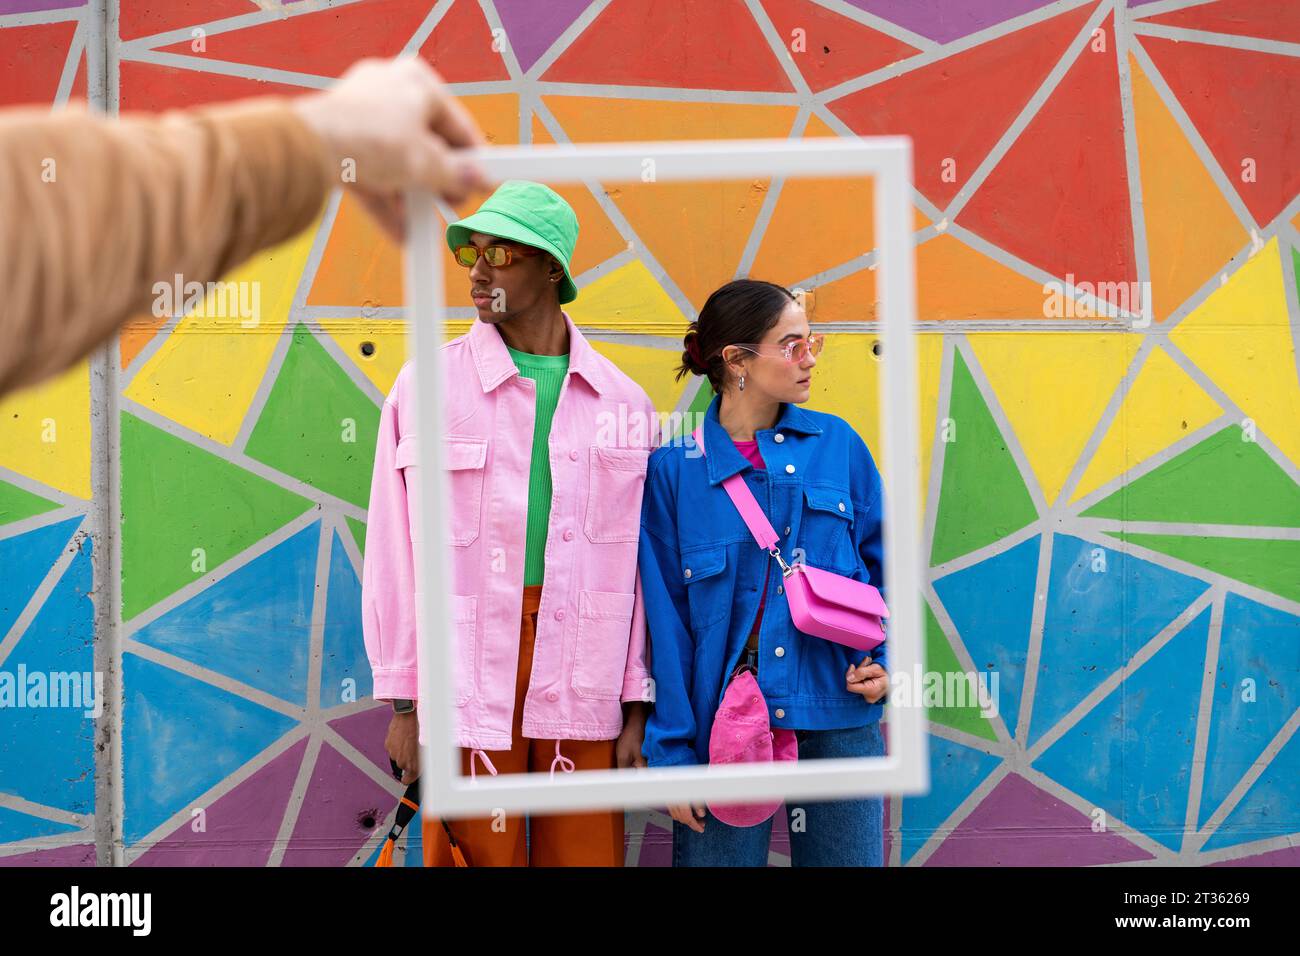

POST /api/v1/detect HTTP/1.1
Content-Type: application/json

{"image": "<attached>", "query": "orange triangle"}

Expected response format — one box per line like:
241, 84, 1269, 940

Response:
542, 0, 795, 92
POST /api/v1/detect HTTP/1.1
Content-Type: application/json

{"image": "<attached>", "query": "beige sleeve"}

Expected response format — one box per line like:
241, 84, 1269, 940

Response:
0, 97, 336, 396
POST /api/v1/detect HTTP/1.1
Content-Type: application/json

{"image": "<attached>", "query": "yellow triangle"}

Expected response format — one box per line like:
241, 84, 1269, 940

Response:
970, 333, 1142, 505
565, 259, 688, 335
1129, 54, 1248, 321
123, 223, 319, 444
1071, 344, 1224, 502
318, 320, 412, 397
0, 359, 91, 499
1169, 238, 1300, 468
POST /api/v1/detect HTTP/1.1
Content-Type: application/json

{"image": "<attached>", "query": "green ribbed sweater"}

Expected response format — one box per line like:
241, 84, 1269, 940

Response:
506, 344, 570, 587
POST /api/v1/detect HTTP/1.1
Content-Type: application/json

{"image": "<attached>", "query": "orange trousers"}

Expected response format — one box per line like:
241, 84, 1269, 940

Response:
423, 584, 625, 866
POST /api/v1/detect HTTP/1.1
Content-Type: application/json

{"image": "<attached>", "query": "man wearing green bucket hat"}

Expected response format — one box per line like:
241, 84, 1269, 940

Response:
362, 180, 660, 866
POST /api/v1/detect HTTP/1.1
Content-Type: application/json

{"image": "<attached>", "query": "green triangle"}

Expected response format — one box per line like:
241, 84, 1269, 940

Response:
346, 516, 367, 557
1083, 427, 1300, 526
930, 349, 1038, 565
925, 599, 999, 742
121, 412, 313, 621
0, 479, 60, 526
245, 325, 381, 509
1107, 531, 1300, 604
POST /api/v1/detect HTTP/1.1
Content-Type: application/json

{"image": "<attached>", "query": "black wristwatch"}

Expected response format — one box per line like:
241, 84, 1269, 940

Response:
391, 698, 415, 714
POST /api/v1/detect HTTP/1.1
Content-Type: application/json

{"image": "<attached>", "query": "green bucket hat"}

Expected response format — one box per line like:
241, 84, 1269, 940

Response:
445, 180, 580, 304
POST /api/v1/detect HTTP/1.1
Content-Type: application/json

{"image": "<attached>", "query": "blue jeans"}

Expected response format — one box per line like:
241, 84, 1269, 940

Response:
672, 720, 886, 867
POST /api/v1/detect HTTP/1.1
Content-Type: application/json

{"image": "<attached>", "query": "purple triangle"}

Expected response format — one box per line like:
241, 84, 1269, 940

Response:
0, 0, 83, 13
0, 843, 95, 866
845, 0, 1062, 43
328, 705, 394, 776
924, 774, 1156, 866
132, 739, 308, 867
1212, 845, 1300, 867
281, 743, 394, 866
492, 0, 592, 72
637, 821, 673, 867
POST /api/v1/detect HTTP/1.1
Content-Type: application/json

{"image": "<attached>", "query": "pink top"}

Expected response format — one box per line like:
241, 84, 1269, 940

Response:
734, 438, 768, 643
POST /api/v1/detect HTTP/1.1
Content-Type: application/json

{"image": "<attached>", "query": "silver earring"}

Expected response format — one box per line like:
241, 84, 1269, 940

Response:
738, 375, 745, 391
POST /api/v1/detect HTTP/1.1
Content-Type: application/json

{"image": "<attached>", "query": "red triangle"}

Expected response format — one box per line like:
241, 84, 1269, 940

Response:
1140, 34, 1300, 228
828, 2, 1097, 208
0, 21, 79, 108
758, 0, 920, 93
1140, 0, 1300, 46
120, 0, 256, 43
959, 13, 1139, 308
542, 0, 796, 92
156, 0, 432, 78
417, 0, 509, 82
119, 59, 312, 111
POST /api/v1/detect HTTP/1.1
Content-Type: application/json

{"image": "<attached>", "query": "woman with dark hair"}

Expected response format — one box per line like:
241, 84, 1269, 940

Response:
638, 278, 889, 866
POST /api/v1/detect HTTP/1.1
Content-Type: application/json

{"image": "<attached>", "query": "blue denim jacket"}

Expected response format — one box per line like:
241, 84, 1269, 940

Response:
638, 393, 887, 767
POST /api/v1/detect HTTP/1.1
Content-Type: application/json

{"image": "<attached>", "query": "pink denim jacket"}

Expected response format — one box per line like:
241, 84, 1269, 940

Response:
361, 311, 658, 752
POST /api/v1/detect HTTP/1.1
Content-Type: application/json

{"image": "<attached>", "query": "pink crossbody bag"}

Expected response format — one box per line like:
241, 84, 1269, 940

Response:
692, 426, 888, 652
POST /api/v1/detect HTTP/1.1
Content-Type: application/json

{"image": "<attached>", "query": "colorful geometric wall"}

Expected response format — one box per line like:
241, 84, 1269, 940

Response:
1, 0, 1297, 867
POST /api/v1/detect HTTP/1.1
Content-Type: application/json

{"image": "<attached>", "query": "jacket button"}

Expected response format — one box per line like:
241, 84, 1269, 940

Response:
547, 690, 559, 702
784, 526, 791, 535
774, 647, 785, 658
554, 609, 565, 621
838, 501, 846, 512
774, 433, 785, 443
785, 464, 795, 474
775, 709, 785, 719
563, 529, 574, 541
569, 449, 578, 460
777, 585, 783, 595
684, 568, 692, 578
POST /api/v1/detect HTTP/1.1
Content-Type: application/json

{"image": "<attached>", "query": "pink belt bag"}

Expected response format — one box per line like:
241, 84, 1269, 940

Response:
692, 426, 888, 652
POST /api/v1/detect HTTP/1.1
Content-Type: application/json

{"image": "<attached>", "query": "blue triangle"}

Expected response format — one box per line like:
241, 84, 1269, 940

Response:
1028, 534, 1211, 748
1200, 725, 1300, 853
933, 535, 1040, 740
320, 529, 372, 709
0, 536, 96, 815
900, 736, 1002, 864
1199, 594, 1300, 829
1033, 606, 1211, 852
0, 515, 84, 641
0, 805, 80, 843
132, 522, 319, 706
122, 653, 299, 844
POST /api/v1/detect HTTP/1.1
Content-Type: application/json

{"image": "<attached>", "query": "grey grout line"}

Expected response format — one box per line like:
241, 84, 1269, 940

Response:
318, 725, 406, 799
0, 7, 82, 28
951, 336, 1050, 516
52, 17, 85, 108
117, 317, 183, 393
530, 82, 805, 104
116, 0, 363, 53
1126, 39, 1260, 234
0, 792, 86, 828
334, 506, 365, 582
929, 521, 1044, 582
1132, 21, 1300, 58
922, 583, 1016, 746
1051, 336, 1155, 508
524, 0, 612, 81
120, 47, 335, 88
0, 518, 83, 670
807, 0, 938, 52
1180, 586, 1224, 856
119, 509, 323, 639
816, 0, 1098, 103
926, 719, 1015, 758
119, 398, 367, 521
1074, 519, 1300, 542
1149, 238, 1255, 334
300, 306, 409, 320
120, 724, 311, 864
1025, 587, 1216, 762
265, 733, 322, 867
1013, 530, 1056, 755
1278, 229, 1300, 421
1115, 4, 1155, 327
302, 319, 387, 408
229, 322, 299, 456
943, 0, 1114, 223
1123, 0, 1219, 19
305, 518, 332, 722
0, 506, 87, 546
401, 0, 454, 57
121, 638, 308, 722
905, 761, 1014, 866
0, 465, 84, 513
1187, 707, 1300, 854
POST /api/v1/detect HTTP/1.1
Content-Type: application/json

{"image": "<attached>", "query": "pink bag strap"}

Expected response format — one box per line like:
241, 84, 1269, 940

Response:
692, 425, 780, 551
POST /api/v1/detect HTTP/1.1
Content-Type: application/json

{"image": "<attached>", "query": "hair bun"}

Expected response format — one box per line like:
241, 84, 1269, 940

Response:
683, 329, 706, 374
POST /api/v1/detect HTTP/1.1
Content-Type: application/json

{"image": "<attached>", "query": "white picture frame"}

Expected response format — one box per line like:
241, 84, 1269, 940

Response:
404, 136, 928, 817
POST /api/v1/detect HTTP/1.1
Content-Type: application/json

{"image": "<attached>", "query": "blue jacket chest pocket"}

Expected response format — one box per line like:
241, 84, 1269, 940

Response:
798, 485, 857, 573
679, 544, 731, 630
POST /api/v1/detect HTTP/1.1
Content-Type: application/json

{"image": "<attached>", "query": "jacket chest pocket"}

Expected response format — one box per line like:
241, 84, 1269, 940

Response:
396, 435, 488, 548
572, 588, 636, 700
680, 545, 731, 631
799, 486, 856, 573
584, 446, 648, 544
